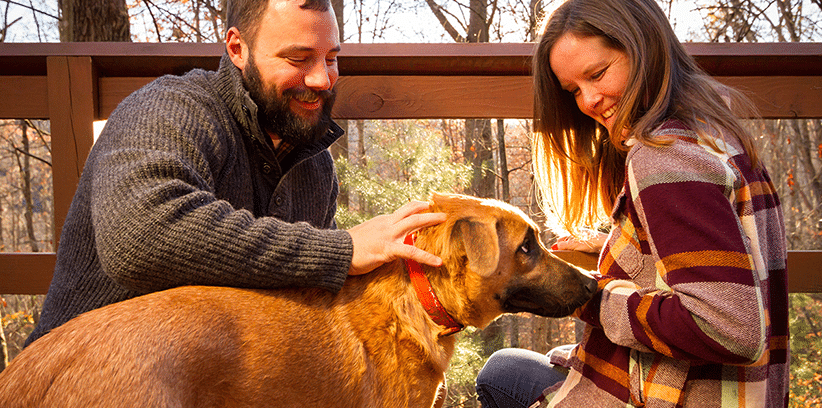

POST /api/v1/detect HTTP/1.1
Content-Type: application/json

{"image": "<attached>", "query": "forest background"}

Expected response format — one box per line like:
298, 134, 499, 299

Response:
0, 0, 820, 406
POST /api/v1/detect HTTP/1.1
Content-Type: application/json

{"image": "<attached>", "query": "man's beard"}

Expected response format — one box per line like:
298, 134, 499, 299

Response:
242, 53, 336, 147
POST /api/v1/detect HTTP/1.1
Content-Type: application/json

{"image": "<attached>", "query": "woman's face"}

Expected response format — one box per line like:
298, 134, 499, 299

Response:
549, 33, 631, 137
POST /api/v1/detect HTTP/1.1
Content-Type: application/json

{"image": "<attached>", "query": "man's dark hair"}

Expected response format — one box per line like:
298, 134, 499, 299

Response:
226, 0, 331, 47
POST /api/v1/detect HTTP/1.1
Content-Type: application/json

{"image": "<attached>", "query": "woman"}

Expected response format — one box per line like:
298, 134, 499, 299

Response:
475, 0, 789, 406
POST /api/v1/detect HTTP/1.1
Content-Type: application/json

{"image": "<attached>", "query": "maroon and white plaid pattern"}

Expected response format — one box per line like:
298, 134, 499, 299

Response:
534, 120, 789, 408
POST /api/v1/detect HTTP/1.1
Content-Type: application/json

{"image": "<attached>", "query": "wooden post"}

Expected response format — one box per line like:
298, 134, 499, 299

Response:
47, 56, 97, 250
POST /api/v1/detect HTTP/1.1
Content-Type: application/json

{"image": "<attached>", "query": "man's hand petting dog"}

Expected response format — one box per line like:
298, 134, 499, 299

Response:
347, 200, 447, 276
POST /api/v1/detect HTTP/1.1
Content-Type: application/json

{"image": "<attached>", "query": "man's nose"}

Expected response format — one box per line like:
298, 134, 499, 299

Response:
304, 61, 335, 90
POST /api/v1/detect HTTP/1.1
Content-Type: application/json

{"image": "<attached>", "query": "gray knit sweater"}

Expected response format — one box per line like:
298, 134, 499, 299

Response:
27, 55, 353, 346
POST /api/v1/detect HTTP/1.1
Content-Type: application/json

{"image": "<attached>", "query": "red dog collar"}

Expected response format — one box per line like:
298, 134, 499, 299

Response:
404, 234, 464, 337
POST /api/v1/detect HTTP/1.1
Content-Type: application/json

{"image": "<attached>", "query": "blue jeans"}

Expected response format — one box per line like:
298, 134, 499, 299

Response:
475, 348, 567, 408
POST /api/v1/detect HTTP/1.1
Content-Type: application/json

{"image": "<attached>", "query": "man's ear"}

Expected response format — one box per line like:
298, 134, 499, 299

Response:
226, 27, 249, 71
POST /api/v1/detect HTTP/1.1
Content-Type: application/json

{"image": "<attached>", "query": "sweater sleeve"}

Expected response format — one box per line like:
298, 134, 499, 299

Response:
579, 138, 767, 365
89, 75, 352, 294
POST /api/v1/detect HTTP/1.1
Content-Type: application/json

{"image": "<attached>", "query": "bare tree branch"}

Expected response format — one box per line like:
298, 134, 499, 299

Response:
0, 0, 59, 20
12, 146, 50, 166
424, 0, 467, 42
28, 0, 42, 41
202, 0, 223, 40
24, 119, 51, 156
0, 16, 22, 42
774, 0, 799, 41
139, 0, 164, 42
145, 0, 215, 42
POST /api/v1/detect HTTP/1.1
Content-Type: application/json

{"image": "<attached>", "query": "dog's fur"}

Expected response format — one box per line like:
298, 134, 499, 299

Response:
0, 193, 596, 408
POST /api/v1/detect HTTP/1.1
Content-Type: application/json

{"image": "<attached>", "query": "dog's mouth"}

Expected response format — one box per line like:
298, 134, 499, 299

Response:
501, 287, 585, 318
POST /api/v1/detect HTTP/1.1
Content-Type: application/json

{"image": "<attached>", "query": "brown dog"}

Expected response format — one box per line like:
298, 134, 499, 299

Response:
0, 193, 596, 408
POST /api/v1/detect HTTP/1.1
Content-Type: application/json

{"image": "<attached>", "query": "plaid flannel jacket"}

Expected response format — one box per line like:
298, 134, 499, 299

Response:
534, 120, 789, 407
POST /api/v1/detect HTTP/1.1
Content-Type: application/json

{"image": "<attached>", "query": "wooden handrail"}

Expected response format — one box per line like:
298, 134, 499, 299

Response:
0, 42, 820, 294
2, 42, 822, 76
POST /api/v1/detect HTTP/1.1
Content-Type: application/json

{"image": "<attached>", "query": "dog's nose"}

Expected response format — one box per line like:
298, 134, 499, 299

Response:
584, 276, 598, 295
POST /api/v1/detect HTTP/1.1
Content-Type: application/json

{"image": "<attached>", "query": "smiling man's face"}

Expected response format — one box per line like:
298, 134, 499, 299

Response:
237, 0, 341, 145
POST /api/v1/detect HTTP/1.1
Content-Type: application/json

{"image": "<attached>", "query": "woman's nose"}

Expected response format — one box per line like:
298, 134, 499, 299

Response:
578, 86, 602, 115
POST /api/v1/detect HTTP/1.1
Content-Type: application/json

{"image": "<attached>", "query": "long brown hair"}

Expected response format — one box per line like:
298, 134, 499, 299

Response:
532, 0, 759, 234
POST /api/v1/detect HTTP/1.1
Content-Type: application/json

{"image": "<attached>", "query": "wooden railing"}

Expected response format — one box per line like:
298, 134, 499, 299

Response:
0, 42, 820, 294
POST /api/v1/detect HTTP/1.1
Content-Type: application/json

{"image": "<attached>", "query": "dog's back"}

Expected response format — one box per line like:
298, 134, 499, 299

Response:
0, 281, 432, 407
0, 286, 259, 407
0, 193, 595, 408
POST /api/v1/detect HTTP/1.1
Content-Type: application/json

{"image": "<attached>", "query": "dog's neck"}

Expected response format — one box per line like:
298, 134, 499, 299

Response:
337, 250, 458, 394
404, 235, 464, 337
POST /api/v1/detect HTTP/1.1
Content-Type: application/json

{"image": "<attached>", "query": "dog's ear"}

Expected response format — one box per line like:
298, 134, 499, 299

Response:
453, 218, 500, 277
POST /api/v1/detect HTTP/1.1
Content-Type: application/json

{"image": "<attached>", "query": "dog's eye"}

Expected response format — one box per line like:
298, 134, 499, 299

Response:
519, 240, 532, 254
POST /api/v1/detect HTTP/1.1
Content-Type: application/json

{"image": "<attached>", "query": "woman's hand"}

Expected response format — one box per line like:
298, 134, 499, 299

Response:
551, 231, 608, 253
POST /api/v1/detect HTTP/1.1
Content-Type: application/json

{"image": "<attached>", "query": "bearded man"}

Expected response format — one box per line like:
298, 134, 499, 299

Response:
26, 0, 445, 347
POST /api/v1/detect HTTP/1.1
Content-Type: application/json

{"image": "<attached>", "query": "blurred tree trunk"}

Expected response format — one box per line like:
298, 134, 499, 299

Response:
329, 0, 349, 209
497, 119, 510, 202
59, 0, 130, 42
425, 0, 495, 198
0, 196, 4, 252
208, 0, 228, 40
465, 0, 494, 198
356, 120, 368, 215
424, 0, 506, 358
0, 307, 7, 371
526, 0, 542, 41
465, 119, 494, 198
13, 121, 39, 253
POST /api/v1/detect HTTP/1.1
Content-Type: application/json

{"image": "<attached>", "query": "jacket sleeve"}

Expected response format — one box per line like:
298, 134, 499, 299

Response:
89, 76, 352, 295
578, 138, 768, 365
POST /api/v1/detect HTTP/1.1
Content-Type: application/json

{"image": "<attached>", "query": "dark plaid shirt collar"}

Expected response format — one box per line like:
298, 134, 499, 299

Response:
273, 139, 295, 164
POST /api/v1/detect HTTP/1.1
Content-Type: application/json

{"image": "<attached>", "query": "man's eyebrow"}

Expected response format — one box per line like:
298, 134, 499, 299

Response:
277, 45, 342, 55
277, 45, 312, 56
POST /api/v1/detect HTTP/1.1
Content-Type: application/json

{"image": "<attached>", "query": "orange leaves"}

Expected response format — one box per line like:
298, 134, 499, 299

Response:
787, 169, 795, 192
0, 311, 34, 328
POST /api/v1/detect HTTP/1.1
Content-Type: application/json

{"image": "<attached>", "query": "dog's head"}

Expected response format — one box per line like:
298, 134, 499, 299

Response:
415, 193, 597, 329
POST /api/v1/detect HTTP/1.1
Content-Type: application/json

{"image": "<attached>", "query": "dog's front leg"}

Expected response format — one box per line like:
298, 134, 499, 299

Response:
432, 377, 447, 408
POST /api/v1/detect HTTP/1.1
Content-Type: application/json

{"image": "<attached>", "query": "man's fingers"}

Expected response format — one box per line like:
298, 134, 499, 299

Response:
395, 212, 447, 237
397, 243, 443, 268
391, 200, 431, 220
347, 201, 447, 276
